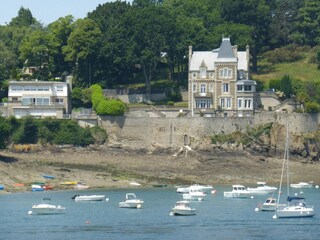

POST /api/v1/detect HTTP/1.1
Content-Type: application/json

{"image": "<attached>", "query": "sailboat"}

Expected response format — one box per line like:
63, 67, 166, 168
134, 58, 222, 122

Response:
273, 124, 315, 219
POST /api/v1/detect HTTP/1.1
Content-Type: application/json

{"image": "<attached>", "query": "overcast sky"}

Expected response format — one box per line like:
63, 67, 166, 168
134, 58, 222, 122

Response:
0, 0, 131, 26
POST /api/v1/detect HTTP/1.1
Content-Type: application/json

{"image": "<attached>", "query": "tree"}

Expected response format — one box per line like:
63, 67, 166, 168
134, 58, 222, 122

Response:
219, 0, 271, 71
125, 5, 171, 100
63, 18, 102, 87
279, 75, 293, 98
292, 0, 320, 46
0, 116, 11, 148
47, 16, 75, 78
19, 29, 50, 80
9, 7, 38, 27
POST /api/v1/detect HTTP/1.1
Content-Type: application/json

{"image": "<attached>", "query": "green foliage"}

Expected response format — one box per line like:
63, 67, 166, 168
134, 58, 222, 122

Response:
96, 99, 126, 116
263, 47, 303, 64
53, 120, 94, 146
12, 116, 38, 144
90, 83, 126, 116
279, 75, 293, 98
72, 87, 92, 108
90, 126, 107, 144
0, 116, 11, 148
268, 79, 280, 90
167, 101, 174, 106
305, 101, 320, 113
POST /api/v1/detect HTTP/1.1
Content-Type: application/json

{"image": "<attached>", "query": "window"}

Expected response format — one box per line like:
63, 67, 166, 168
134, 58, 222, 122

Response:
220, 67, 232, 78
196, 99, 212, 108
238, 99, 242, 108
200, 84, 206, 94
237, 85, 243, 92
244, 85, 252, 91
36, 98, 50, 106
244, 99, 252, 109
56, 85, 64, 92
193, 83, 197, 92
223, 83, 229, 93
55, 98, 64, 104
209, 83, 213, 92
193, 73, 197, 78
220, 98, 232, 109
200, 68, 206, 78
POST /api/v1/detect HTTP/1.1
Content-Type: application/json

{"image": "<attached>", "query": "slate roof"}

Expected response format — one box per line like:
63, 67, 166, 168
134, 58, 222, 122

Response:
189, 38, 248, 72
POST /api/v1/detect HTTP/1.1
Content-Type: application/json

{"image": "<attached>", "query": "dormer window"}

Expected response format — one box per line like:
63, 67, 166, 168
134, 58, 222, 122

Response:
220, 68, 232, 78
200, 68, 206, 78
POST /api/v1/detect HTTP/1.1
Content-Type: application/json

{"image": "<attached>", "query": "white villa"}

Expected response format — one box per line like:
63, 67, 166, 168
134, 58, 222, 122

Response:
7, 80, 71, 119
188, 37, 256, 117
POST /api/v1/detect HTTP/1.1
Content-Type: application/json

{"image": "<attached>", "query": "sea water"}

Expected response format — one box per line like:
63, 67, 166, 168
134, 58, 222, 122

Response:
0, 186, 320, 240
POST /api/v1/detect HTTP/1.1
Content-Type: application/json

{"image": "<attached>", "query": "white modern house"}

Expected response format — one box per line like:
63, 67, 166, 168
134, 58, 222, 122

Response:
188, 37, 256, 117
7, 80, 71, 119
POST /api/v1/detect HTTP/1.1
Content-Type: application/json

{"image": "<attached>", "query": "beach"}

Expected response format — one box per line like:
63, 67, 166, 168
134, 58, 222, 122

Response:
0, 145, 319, 193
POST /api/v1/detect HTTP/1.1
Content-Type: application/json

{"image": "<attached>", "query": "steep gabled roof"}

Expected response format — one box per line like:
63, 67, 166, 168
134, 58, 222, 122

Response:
217, 38, 235, 58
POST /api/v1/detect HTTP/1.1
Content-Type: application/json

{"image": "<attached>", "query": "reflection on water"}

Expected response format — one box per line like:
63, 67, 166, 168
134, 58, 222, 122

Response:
0, 186, 320, 240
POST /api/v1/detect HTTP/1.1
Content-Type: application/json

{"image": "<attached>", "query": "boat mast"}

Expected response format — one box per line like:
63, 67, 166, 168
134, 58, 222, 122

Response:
285, 123, 290, 205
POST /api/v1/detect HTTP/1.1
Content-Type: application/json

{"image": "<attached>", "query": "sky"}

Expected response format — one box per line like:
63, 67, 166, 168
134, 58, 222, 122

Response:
0, 0, 131, 26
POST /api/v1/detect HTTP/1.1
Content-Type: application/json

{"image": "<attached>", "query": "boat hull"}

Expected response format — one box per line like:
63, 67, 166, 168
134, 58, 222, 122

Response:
172, 208, 196, 216
224, 192, 249, 198
119, 200, 143, 208
32, 204, 65, 215
74, 195, 105, 201
276, 207, 315, 218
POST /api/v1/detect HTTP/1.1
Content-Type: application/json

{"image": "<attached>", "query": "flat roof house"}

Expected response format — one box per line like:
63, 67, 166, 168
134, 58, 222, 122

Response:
188, 37, 256, 117
7, 80, 71, 119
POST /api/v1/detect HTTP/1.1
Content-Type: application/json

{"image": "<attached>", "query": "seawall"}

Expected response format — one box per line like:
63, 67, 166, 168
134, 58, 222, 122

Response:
99, 112, 320, 149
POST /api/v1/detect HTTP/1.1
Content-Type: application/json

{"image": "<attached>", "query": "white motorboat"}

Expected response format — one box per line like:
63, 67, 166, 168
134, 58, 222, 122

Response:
257, 197, 286, 211
72, 194, 105, 201
247, 182, 277, 195
176, 184, 213, 193
31, 198, 65, 215
290, 182, 313, 189
171, 201, 196, 216
182, 188, 206, 201
119, 193, 144, 208
273, 123, 315, 219
224, 185, 250, 198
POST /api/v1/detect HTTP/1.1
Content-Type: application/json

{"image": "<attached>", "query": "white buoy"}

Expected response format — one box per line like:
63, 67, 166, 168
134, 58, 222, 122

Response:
251, 196, 254, 199
272, 214, 278, 219
169, 212, 174, 216
300, 191, 304, 194
105, 198, 109, 202
137, 204, 142, 209
28, 211, 33, 215
295, 193, 298, 196
255, 207, 259, 212
316, 185, 319, 189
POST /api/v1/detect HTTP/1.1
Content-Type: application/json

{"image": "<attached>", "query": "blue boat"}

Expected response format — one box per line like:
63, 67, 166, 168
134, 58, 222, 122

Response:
42, 175, 55, 179
0, 185, 4, 190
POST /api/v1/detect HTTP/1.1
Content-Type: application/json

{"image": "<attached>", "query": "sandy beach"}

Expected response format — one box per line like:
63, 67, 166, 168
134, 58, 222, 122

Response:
1, 145, 319, 193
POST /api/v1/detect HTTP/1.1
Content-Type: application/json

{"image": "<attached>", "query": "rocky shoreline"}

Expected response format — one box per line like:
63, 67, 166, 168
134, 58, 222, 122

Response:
1, 144, 319, 194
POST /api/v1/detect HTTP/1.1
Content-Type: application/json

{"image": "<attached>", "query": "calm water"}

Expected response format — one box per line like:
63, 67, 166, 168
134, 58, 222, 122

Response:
1, 186, 320, 240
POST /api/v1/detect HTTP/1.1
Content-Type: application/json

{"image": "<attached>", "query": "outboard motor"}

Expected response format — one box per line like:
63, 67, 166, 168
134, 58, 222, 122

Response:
71, 194, 79, 200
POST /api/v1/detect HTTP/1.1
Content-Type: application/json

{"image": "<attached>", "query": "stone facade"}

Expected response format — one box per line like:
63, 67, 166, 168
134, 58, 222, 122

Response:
188, 38, 256, 117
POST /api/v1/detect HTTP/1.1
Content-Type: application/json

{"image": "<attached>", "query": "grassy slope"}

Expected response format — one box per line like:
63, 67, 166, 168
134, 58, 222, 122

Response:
252, 52, 320, 89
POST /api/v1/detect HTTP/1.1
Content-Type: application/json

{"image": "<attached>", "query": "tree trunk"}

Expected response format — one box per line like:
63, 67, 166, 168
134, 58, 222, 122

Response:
143, 61, 157, 102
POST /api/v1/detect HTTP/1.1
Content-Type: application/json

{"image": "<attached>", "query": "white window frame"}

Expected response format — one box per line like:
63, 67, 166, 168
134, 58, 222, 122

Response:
223, 83, 229, 93
200, 84, 206, 94
220, 67, 232, 78
200, 68, 206, 79
193, 83, 197, 93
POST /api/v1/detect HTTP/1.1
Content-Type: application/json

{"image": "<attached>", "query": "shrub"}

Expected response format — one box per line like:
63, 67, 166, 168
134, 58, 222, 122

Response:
167, 101, 174, 106
305, 101, 320, 113
96, 99, 126, 116
264, 47, 303, 64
